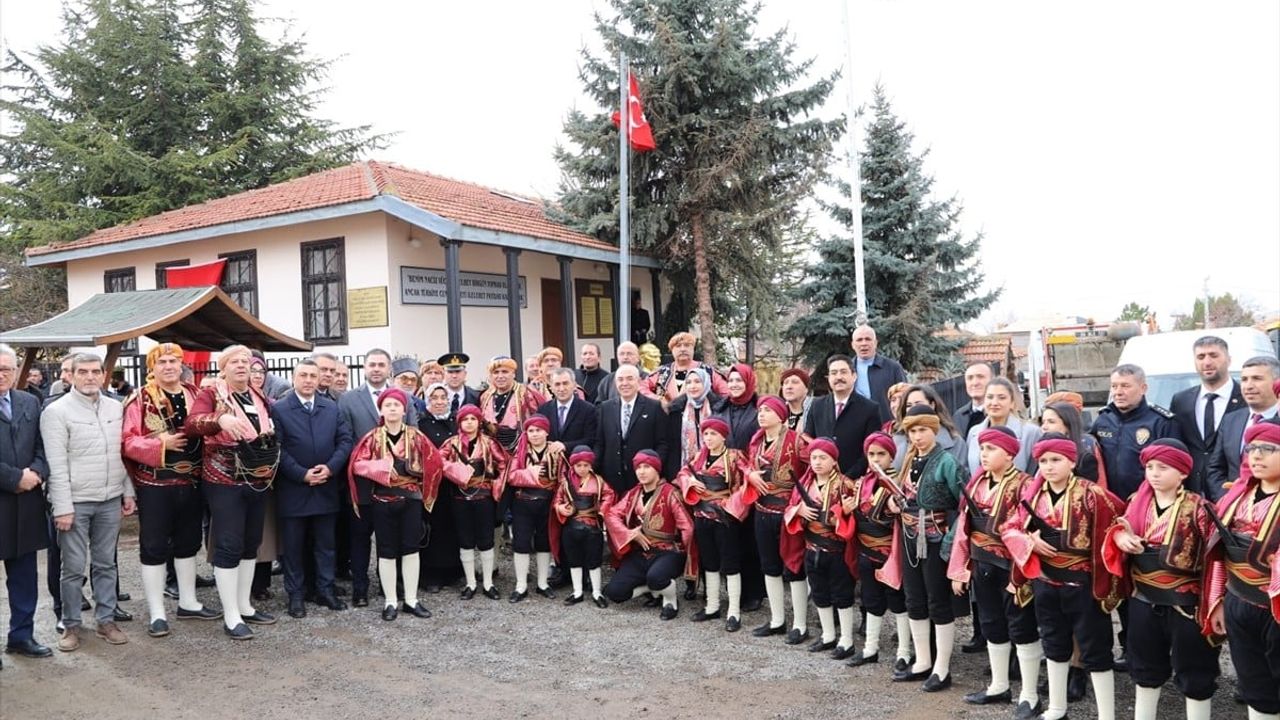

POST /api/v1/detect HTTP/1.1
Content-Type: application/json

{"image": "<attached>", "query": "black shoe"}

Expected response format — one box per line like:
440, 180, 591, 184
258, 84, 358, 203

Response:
402, 602, 431, 619
251, 589, 272, 602
315, 594, 347, 611
195, 574, 216, 588
1067, 666, 1088, 703
752, 622, 786, 638
80, 596, 92, 612
831, 645, 857, 660
242, 611, 276, 626
684, 582, 697, 601
922, 673, 952, 692
659, 605, 678, 621
961, 635, 987, 654
176, 605, 221, 621
147, 619, 170, 638
270, 561, 283, 576
333, 585, 348, 597
691, 609, 721, 622
893, 656, 913, 673
564, 594, 585, 606
808, 638, 837, 653
4, 639, 53, 658
381, 605, 397, 621
892, 667, 930, 682
353, 592, 369, 608
1112, 652, 1127, 673
534, 586, 555, 599
460, 587, 476, 600
112, 607, 133, 622
1013, 699, 1042, 720
288, 599, 306, 619
224, 623, 253, 640
164, 581, 179, 600
785, 628, 810, 645
335, 569, 353, 582
425, 583, 442, 594
725, 616, 741, 632
482, 586, 500, 600
846, 651, 879, 667
509, 590, 528, 603
116, 592, 131, 602
742, 597, 763, 612
547, 567, 568, 589
592, 595, 608, 609
964, 689, 1012, 705
643, 595, 661, 608
55, 620, 65, 634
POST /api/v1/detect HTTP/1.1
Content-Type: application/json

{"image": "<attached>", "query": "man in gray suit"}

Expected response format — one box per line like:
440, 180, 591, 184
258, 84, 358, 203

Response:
1206, 356, 1280, 501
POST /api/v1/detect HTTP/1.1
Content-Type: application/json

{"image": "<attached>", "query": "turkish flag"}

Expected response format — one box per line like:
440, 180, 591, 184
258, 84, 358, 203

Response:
610, 73, 657, 153
165, 259, 227, 368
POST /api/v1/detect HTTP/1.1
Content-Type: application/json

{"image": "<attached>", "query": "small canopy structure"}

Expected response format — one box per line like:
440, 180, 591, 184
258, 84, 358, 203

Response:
0, 286, 312, 386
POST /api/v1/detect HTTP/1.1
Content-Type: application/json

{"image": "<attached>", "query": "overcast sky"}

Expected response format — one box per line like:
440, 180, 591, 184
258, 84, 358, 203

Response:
3, 0, 1277, 330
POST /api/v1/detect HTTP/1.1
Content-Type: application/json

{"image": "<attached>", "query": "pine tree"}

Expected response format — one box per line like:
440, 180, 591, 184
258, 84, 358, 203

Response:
553, 0, 841, 362
1116, 301, 1151, 322
789, 85, 999, 373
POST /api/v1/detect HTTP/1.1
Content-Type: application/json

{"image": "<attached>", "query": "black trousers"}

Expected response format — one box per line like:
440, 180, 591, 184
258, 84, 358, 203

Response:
972, 560, 1038, 645
901, 539, 963, 624
805, 549, 856, 609
370, 501, 422, 559
754, 510, 803, 581
694, 516, 742, 574
280, 513, 336, 600
511, 497, 551, 554
559, 521, 603, 570
739, 507, 765, 603
1032, 579, 1113, 671
46, 513, 63, 618
1226, 593, 1280, 714
421, 491, 463, 586
1127, 598, 1218, 699
604, 550, 685, 602
859, 555, 906, 616
453, 496, 496, 551
347, 504, 373, 594
136, 484, 203, 565
203, 483, 267, 569
4, 551, 38, 644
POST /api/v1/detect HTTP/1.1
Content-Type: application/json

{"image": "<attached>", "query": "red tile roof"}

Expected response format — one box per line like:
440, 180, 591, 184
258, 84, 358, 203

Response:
27, 161, 615, 257
959, 336, 1013, 365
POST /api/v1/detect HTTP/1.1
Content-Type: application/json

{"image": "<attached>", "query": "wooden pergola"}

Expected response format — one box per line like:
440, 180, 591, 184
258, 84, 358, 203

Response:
0, 286, 312, 387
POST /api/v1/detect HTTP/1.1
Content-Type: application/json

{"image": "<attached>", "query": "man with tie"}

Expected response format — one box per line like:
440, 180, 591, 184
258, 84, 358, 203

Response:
272, 358, 353, 619
0, 344, 54, 666
1170, 336, 1245, 496
311, 352, 342, 401
538, 368, 598, 456
802, 354, 881, 478
1205, 356, 1280, 501
438, 353, 480, 419
952, 362, 992, 441
595, 365, 667, 495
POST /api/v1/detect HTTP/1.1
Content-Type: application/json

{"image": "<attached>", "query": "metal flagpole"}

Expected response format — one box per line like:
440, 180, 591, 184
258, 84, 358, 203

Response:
842, 0, 868, 327
618, 52, 632, 347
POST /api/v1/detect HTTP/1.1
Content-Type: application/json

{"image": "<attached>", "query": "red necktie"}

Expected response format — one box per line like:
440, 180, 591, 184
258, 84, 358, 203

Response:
835, 401, 845, 417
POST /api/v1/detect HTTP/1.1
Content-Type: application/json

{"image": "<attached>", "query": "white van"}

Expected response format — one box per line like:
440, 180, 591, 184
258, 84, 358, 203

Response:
1116, 327, 1275, 409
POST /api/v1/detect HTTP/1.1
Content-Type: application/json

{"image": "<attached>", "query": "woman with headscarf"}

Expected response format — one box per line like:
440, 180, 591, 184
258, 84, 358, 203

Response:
713, 363, 761, 451
505, 414, 566, 602
439, 404, 507, 600
665, 366, 720, 474
416, 382, 463, 592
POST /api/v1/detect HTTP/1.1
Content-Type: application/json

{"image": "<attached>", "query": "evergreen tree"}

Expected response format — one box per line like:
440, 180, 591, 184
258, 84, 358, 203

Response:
1116, 301, 1151, 322
553, 0, 841, 362
789, 85, 998, 373
1173, 293, 1257, 330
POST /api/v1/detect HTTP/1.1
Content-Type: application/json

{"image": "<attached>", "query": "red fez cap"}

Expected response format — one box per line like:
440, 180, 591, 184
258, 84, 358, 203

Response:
1245, 420, 1280, 447
780, 368, 811, 388
523, 414, 551, 432
808, 437, 839, 462
455, 404, 483, 424
862, 431, 896, 459
1032, 436, 1078, 463
378, 388, 410, 413
1139, 439, 1193, 477
632, 450, 663, 474
569, 445, 596, 465
699, 417, 731, 438
758, 395, 787, 422
978, 426, 1020, 459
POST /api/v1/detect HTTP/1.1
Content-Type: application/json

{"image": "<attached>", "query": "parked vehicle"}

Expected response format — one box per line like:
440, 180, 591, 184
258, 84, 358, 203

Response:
1116, 326, 1275, 409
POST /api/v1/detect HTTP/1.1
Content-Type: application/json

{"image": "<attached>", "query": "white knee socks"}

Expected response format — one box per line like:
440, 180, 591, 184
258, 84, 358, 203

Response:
764, 574, 786, 628
589, 568, 603, 599
173, 556, 203, 612
401, 553, 420, 608
909, 618, 933, 674
725, 573, 741, 620
141, 563, 167, 623
894, 612, 912, 662
986, 641, 1011, 695
863, 612, 884, 656
1133, 685, 1159, 720
789, 580, 809, 632
837, 607, 855, 650
1246, 708, 1279, 720
1091, 670, 1115, 720
459, 549, 477, 590
1015, 642, 1043, 705
480, 549, 495, 590
630, 586, 649, 600
570, 567, 584, 598
535, 553, 551, 590
933, 621, 955, 680
1185, 697, 1211, 720
513, 553, 530, 593
214, 566, 242, 631
704, 571, 721, 613
236, 559, 256, 618
378, 558, 398, 608
817, 606, 836, 643
660, 582, 678, 610
1044, 660, 1070, 720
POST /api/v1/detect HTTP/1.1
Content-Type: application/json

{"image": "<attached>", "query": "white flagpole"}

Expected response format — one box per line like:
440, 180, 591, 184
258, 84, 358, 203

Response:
618, 52, 632, 348
842, 0, 868, 326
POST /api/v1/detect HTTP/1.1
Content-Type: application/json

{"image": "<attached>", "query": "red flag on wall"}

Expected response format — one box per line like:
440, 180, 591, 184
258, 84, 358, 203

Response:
165, 259, 227, 370
610, 73, 657, 153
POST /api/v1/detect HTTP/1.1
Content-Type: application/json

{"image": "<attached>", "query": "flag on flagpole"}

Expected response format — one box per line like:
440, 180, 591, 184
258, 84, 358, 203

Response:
611, 73, 657, 153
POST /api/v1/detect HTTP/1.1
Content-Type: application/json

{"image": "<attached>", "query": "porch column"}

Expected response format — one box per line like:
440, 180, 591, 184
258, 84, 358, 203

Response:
607, 263, 621, 350
649, 267, 664, 347
558, 256, 575, 352
504, 248, 524, 381
440, 237, 463, 351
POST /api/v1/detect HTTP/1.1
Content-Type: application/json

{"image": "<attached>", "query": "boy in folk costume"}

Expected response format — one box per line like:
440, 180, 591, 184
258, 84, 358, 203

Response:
348, 389, 444, 621
1001, 434, 1129, 720
783, 438, 859, 659
602, 450, 697, 620
1206, 418, 1280, 720
505, 415, 565, 602
1103, 439, 1218, 720
552, 446, 616, 607
439, 404, 508, 600
674, 417, 754, 631
743, 396, 810, 643
947, 426, 1042, 717
845, 432, 913, 671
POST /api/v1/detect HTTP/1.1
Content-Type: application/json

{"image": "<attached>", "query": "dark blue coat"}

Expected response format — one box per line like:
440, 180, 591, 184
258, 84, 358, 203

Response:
1091, 397, 1181, 501
1, 389, 50, 559
270, 393, 353, 518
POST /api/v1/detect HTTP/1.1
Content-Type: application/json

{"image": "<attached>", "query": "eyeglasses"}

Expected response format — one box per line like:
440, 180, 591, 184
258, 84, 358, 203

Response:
0, 367, 15, 375
1245, 443, 1280, 456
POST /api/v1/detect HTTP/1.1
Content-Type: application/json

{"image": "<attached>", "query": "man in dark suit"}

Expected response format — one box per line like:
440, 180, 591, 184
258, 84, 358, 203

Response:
439, 353, 480, 419
1170, 336, 1246, 496
952, 361, 992, 440
0, 345, 54, 664
1206, 356, 1280, 501
803, 354, 881, 478
851, 325, 909, 425
594, 365, 666, 495
271, 359, 353, 618
539, 367, 598, 455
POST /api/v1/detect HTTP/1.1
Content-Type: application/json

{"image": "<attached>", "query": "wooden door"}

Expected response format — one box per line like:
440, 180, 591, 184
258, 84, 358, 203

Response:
541, 278, 563, 349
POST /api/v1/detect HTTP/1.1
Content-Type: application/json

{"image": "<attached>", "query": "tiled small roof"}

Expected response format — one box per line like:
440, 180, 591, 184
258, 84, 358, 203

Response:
959, 335, 1013, 364
27, 161, 613, 257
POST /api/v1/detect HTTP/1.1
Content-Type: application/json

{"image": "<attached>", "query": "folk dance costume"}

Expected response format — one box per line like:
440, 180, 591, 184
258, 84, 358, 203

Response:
877, 407, 967, 692
1001, 436, 1129, 720
440, 404, 508, 599
641, 332, 728, 404
478, 357, 545, 453
121, 343, 219, 636
946, 426, 1042, 714
743, 396, 810, 642
674, 417, 753, 631
1205, 421, 1280, 720
349, 389, 444, 621
551, 447, 616, 607
603, 451, 697, 619
846, 432, 913, 670
1101, 440, 1217, 720
506, 415, 566, 602
782, 437, 859, 659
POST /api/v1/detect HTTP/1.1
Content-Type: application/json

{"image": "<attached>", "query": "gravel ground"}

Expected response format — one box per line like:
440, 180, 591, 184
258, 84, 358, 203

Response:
0, 519, 1248, 719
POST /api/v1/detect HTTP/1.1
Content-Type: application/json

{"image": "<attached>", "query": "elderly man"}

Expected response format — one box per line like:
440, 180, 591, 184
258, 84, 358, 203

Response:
43, 352, 135, 651
1170, 336, 1245, 495
312, 352, 341, 401
953, 362, 992, 441
479, 355, 545, 452
850, 325, 909, 425
0, 344, 53, 665
596, 342, 645, 404
642, 332, 728, 406
576, 343, 609, 403
1205, 356, 1280, 501
595, 365, 667, 495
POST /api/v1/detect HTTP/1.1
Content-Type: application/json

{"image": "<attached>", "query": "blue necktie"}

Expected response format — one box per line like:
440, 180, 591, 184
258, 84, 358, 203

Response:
303, 400, 314, 414
0, 395, 10, 422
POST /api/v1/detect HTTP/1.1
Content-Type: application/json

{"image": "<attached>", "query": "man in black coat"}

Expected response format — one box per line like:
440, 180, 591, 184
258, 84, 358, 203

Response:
1205, 356, 1280, 501
0, 345, 53, 662
803, 354, 881, 478
952, 361, 992, 441
270, 359, 353, 618
851, 325, 909, 425
1169, 336, 1246, 496
594, 365, 666, 495
539, 367, 598, 455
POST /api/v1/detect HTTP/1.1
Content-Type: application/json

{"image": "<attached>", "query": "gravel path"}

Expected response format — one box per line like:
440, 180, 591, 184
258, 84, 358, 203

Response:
0, 520, 1247, 719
